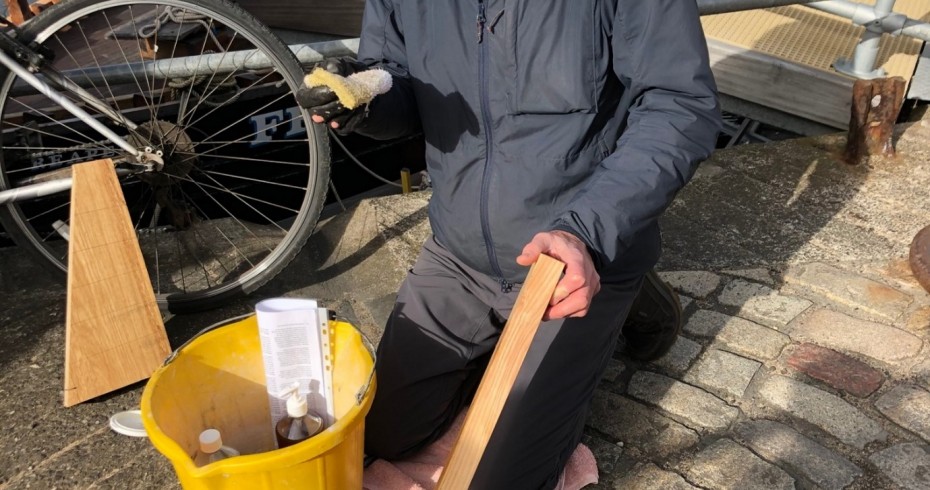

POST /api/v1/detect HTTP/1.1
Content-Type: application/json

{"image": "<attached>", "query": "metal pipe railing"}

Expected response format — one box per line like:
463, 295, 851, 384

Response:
11, 38, 360, 97
807, 0, 930, 42
697, 0, 820, 15
805, 0, 930, 78
9, 0, 930, 97
699, 0, 930, 79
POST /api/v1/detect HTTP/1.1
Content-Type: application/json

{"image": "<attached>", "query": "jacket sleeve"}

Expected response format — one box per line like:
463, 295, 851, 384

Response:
353, 0, 421, 140
552, 0, 721, 269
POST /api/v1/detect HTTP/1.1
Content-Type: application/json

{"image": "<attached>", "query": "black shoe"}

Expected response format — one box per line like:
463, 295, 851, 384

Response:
619, 269, 682, 361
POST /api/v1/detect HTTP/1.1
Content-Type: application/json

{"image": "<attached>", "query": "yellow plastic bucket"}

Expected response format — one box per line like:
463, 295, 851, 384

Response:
141, 315, 376, 489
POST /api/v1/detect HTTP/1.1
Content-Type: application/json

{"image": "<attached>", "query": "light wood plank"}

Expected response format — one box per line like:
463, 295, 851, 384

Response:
708, 38, 854, 129
437, 254, 565, 490
64, 159, 170, 407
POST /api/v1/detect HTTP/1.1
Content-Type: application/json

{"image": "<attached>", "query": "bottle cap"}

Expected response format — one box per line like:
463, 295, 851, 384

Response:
199, 429, 223, 453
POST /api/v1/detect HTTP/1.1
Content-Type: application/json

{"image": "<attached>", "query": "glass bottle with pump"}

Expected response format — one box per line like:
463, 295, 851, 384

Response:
193, 429, 240, 467
275, 383, 324, 448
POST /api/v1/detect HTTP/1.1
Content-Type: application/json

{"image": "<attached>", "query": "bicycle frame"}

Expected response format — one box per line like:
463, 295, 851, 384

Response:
0, 37, 358, 206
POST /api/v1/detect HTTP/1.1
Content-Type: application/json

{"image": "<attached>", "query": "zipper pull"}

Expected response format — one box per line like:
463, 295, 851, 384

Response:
488, 10, 505, 34
477, 3, 487, 44
499, 278, 513, 294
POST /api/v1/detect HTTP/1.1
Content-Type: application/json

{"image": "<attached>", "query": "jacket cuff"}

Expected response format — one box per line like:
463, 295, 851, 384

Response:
550, 221, 606, 272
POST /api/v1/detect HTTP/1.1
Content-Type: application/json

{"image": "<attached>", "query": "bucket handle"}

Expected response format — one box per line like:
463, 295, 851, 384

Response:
162, 312, 377, 407
347, 316, 378, 405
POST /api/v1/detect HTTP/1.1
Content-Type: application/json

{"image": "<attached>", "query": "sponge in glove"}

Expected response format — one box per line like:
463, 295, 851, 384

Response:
303, 67, 393, 110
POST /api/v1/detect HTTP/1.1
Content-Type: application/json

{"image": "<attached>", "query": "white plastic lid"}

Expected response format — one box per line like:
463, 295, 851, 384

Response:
199, 429, 223, 453
109, 410, 147, 438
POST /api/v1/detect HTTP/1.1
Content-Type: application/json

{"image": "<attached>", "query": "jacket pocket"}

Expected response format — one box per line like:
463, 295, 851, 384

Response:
507, 0, 598, 114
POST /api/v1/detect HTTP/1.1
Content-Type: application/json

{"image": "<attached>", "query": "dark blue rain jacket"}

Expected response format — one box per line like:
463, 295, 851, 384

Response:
354, 0, 722, 287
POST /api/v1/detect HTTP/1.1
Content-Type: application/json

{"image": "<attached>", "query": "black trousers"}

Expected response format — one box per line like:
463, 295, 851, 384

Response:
364, 237, 641, 489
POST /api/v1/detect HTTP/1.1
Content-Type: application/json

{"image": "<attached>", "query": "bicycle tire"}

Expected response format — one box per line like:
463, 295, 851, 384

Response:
0, 0, 330, 312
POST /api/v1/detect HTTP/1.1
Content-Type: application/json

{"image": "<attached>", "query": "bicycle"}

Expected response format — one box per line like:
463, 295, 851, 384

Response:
0, 0, 332, 312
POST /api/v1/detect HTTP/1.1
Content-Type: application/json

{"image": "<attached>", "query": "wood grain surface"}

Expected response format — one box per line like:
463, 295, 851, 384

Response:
437, 254, 565, 490
64, 160, 169, 407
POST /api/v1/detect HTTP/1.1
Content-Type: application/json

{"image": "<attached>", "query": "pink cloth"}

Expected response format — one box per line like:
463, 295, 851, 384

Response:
362, 412, 598, 490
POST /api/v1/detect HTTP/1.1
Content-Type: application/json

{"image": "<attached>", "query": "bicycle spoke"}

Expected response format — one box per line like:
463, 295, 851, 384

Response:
177, 172, 278, 252
99, 11, 160, 132
11, 151, 118, 174
127, 5, 170, 145
3, 145, 101, 151
162, 65, 277, 146
174, 16, 216, 128
53, 34, 109, 104
2, 138, 113, 175
27, 199, 69, 224
177, 185, 254, 273
173, 30, 241, 128
71, 21, 123, 108
185, 107, 302, 153
4, 97, 118, 155
150, 7, 187, 125
174, 108, 300, 165
173, 32, 243, 131
63, 26, 123, 114
165, 208, 219, 291
176, 171, 294, 226
72, 19, 152, 145
131, 186, 156, 231
193, 168, 308, 191
188, 139, 312, 145
174, 150, 310, 168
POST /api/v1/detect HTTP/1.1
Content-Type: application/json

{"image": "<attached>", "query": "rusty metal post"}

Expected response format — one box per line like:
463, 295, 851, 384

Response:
844, 76, 906, 164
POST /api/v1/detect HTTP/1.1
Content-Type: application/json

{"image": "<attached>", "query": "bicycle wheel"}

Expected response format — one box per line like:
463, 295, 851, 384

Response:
0, 0, 330, 312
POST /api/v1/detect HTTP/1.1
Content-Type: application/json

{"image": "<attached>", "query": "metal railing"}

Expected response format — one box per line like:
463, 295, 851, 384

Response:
11, 38, 360, 97
16, 0, 923, 94
699, 0, 930, 79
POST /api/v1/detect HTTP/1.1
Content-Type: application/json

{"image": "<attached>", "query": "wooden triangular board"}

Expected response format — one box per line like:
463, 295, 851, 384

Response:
64, 159, 170, 407
437, 254, 564, 489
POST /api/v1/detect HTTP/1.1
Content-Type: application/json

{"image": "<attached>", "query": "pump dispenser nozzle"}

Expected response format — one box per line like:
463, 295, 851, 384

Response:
280, 382, 308, 418
275, 382, 323, 448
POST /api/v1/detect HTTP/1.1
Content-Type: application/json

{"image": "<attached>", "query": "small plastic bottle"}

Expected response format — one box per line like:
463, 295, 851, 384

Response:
194, 429, 240, 467
275, 384, 324, 448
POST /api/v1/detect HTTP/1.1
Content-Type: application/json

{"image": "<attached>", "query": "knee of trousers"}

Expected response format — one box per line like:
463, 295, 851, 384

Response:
364, 418, 423, 461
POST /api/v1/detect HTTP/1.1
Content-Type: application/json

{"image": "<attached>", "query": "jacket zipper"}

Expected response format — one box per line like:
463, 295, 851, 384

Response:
477, 1, 512, 293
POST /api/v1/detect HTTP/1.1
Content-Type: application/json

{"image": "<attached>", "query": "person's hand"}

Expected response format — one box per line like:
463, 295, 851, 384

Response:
516, 230, 600, 321
295, 57, 370, 134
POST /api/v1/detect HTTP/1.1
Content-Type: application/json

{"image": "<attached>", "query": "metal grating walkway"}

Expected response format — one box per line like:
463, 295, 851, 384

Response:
701, 1, 930, 128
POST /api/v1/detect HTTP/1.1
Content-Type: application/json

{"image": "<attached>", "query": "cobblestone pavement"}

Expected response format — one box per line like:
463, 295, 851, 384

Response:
588, 122, 930, 489
2, 122, 930, 489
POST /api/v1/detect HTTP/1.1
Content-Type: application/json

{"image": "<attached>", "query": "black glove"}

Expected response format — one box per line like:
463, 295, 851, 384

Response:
296, 57, 371, 134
